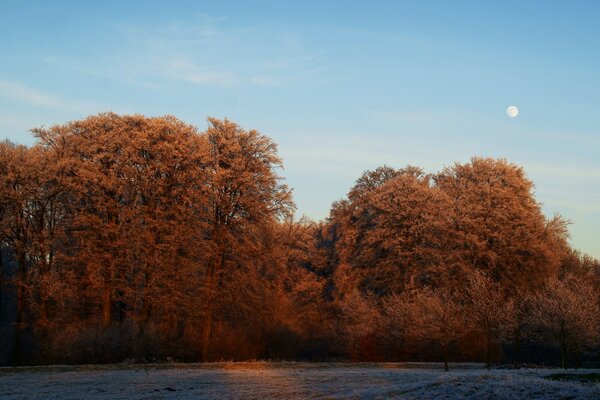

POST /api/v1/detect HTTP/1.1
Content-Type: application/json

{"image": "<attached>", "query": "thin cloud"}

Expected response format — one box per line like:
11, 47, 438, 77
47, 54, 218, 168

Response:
0, 80, 100, 113
42, 56, 163, 90
166, 60, 235, 86
42, 18, 329, 89
0, 81, 66, 110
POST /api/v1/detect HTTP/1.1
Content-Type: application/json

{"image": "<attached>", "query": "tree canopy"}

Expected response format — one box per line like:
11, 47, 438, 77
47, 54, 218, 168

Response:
0, 113, 597, 369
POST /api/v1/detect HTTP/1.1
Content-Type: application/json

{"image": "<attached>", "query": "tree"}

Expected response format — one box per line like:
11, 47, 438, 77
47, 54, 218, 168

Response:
434, 157, 565, 290
0, 141, 68, 364
32, 113, 210, 353
276, 218, 332, 355
530, 274, 600, 368
382, 291, 413, 359
2, 112, 594, 366
197, 117, 294, 361
338, 289, 381, 360
0, 141, 33, 365
465, 270, 509, 369
410, 287, 466, 371
328, 167, 403, 288
501, 290, 532, 368
366, 172, 454, 291
329, 166, 452, 297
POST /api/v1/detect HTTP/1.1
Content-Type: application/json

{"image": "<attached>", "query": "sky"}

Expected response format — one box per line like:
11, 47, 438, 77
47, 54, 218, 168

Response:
0, 0, 599, 258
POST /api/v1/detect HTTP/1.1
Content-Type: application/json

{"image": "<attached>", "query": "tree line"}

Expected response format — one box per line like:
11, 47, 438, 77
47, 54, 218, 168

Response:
0, 113, 598, 368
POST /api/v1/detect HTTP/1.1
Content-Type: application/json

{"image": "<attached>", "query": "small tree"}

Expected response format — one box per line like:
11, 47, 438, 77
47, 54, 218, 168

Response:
465, 270, 508, 369
411, 287, 466, 371
530, 274, 600, 369
339, 290, 381, 360
382, 291, 413, 358
501, 290, 533, 368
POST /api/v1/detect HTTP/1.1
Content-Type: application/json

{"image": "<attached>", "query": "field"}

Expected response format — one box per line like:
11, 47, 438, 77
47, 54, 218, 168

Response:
1, 362, 599, 399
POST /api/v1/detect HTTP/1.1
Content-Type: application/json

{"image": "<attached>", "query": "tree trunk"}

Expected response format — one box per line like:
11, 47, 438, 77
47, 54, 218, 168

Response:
14, 255, 26, 366
15, 283, 25, 366
0, 254, 3, 327
513, 333, 521, 369
443, 342, 449, 371
38, 298, 47, 326
485, 331, 491, 370
201, 258, 217, 362
201, 227, 226, 363
141, 271, 152, 330
201, 301, 213, 362
561, 340, 567, 369
102, 286, 112, 326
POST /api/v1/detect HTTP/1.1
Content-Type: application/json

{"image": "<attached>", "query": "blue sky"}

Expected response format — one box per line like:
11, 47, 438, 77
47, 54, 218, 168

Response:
0, 0, 599, 258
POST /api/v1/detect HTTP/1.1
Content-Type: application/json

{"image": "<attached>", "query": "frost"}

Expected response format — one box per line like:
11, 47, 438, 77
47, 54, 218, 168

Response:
1, 362, 599, 399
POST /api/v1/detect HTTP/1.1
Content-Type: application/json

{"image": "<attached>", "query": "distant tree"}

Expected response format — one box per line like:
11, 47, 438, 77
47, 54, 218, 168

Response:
500, 289, 534, 368
465, 270, 509, 369
560, 248, 600, 290
411, 288, 466, 371
530, 274, 600, 368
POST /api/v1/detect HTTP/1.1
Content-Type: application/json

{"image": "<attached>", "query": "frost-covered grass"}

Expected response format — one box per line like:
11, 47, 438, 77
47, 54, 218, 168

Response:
1, 362, 599, 399
546, 372, 600, 383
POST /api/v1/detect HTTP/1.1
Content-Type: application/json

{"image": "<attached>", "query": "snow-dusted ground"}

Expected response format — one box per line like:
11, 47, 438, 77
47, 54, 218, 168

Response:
1, 362, 598, 399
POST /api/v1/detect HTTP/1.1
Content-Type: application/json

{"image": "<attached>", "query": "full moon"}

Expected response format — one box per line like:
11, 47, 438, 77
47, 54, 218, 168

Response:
506, 105, 519, 118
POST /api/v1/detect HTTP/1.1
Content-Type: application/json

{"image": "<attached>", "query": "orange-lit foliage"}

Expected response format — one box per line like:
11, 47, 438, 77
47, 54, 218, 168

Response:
0, 114, 598, 368
34, 115, 207, 332
196, 117, 294, 360
434, 158, 566, 289
0, 113, 301, 363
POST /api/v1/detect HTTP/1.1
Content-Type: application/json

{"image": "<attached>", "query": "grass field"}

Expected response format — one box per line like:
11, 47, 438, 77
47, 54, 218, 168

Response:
1, 362, 599, 399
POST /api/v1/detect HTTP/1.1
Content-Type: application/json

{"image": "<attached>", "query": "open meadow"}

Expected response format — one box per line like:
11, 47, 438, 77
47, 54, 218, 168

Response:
1, 362, 599, 399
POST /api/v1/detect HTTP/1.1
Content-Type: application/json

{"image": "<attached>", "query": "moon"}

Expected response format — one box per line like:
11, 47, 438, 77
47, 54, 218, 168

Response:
506, 105, 519, 118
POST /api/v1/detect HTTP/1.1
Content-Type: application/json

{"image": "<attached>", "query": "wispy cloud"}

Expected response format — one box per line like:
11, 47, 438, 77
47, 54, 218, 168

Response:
0, 80, 100, 113
250, 53, 327, 87
41, 18, 328, 89
42, 56, 163, 90
0, 81, 65, 109
166, 60, 234, 86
